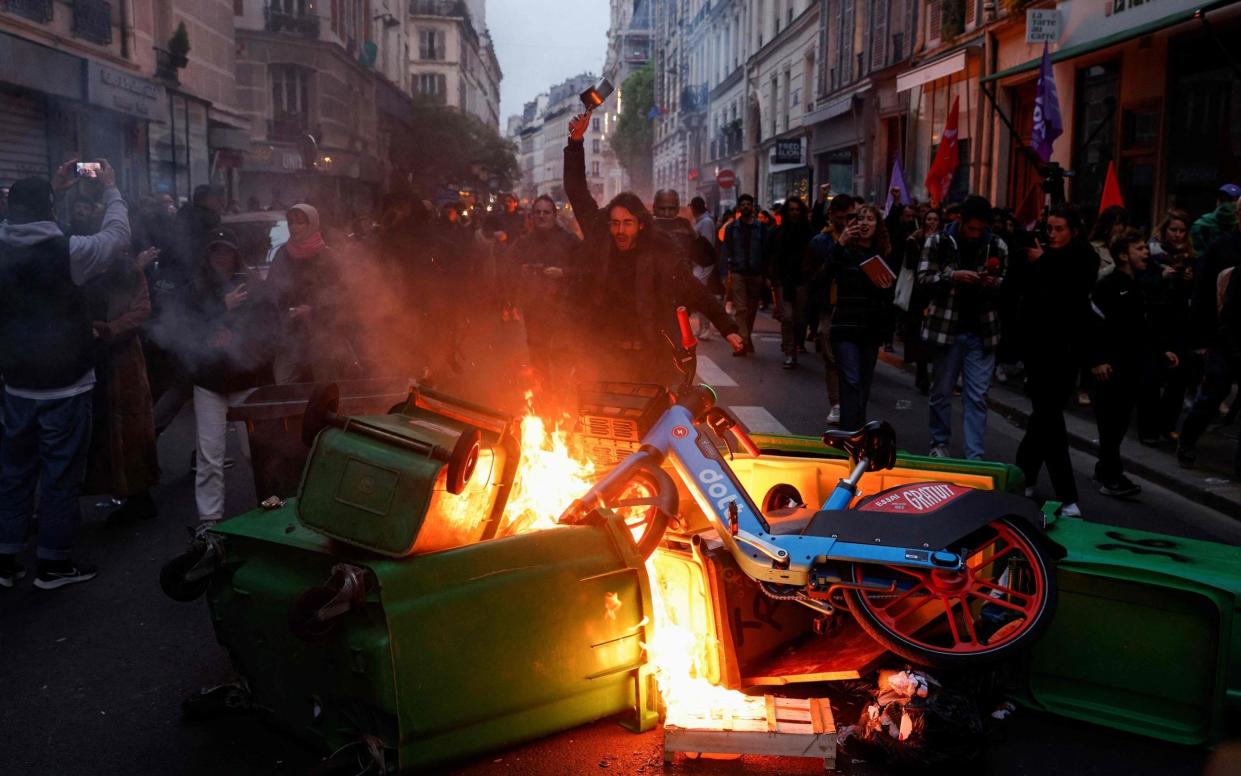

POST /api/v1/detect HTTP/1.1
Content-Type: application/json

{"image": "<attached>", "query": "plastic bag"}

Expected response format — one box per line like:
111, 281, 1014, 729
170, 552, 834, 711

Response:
893, 265, 916, 311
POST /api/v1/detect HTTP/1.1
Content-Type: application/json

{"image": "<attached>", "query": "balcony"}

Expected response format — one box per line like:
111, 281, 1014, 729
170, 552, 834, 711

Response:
72, 0, 112, 46
409, 0, 466, 16
269, 114, 311, 141
681, 84, 708, 115
265, 6, 321, 38
1, 0, 53, 23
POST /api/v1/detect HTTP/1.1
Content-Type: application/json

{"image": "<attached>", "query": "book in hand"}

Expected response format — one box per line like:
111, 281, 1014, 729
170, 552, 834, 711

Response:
860, 255, 896, 287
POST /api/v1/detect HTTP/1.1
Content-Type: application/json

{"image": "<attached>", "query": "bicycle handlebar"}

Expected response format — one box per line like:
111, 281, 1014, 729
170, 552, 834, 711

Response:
676, 306, 697, 350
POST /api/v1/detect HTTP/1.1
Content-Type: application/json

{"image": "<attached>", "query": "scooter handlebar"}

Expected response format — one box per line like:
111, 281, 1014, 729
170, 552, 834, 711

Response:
676, 306, 697, 350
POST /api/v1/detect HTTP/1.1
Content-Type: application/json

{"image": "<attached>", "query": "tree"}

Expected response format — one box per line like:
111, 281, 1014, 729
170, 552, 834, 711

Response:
611, 62, 654, 197
168, 21, 190, 68
400, 97, 519, 195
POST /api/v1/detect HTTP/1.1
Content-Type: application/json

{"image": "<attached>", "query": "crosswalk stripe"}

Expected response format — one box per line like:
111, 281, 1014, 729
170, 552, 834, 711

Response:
696, 355, 738, 387
730, 406, 790, 435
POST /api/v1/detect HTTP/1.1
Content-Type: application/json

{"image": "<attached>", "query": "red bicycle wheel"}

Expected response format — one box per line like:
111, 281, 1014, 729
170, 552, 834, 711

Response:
844, 518, 1056, 667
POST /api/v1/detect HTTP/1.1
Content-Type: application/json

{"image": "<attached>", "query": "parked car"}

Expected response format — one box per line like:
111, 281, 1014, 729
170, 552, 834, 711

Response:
221, 211, 288, 279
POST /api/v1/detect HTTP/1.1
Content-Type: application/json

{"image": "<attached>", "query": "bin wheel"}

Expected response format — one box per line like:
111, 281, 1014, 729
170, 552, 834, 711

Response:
160, 551, 211, 602
289, 585, 343, 642
302, 383, 341, 447
446, 428, 481, 495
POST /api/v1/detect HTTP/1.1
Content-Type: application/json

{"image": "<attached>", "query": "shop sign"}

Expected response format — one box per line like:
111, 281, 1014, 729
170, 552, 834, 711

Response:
1060, 0, 1202, 49
1026, 9, 1060, 43
86, 62, 161, 119
773, 139, 804, 165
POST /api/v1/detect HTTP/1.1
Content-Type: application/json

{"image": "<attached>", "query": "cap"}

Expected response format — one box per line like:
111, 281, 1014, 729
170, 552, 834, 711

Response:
204, 228, 239, 253
1220, 183, 1241, 199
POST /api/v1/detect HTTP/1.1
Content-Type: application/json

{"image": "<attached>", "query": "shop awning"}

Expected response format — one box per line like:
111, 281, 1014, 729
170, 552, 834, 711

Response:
981, 5, 1207, 83
896, 50, 968, 93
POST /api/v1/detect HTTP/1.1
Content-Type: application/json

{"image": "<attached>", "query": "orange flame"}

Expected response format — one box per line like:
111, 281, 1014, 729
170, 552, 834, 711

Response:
502, 395, 754, 726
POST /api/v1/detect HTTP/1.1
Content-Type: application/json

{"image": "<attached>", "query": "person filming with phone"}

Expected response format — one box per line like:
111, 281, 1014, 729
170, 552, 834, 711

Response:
0, 158, 130, 589
563, 92, 742, 385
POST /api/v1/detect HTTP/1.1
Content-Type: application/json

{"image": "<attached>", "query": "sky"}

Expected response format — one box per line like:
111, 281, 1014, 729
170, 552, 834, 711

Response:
488, 1, 611, 126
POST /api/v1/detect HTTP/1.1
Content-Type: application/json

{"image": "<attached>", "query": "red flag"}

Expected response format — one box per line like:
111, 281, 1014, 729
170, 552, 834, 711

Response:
925, 96, 960, 207
1098, 161, 1125, 214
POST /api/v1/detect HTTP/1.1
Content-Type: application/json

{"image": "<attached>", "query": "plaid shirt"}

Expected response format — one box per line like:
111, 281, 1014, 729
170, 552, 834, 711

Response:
916, 228, 1008, 349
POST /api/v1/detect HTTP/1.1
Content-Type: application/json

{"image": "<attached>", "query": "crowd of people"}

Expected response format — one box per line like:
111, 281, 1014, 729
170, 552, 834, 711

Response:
0, 136, 1236, 590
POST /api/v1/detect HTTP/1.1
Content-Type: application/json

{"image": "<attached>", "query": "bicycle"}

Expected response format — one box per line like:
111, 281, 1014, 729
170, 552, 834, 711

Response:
560, 308, 1061, 667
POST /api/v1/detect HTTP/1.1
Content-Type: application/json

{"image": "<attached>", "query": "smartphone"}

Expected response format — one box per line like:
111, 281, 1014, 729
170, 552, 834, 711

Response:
231, 272, 249, 285
845, 212, 859, 224
75, 162, 101, 178
580, 78, 614, 110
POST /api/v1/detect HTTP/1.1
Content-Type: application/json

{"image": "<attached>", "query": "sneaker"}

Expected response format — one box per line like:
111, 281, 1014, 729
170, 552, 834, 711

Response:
34, 560, 98, 590
995, 365, 1008, 384
1097, 476, 1141, 498
1059, 503, 1082, 518
106, 491, 159, 525
929, 445, 951, 458
1023, 486, 1036, 499
782, 356, 796, 370
826, 406, 840, 425
1176, 446, 1196, 468
1077, 391, 1092, 407
0, 554, 25, 588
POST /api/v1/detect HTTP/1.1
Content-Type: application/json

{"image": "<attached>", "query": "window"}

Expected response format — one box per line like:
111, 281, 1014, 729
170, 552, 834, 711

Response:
592, 161, 601, 177
592, 139, 601, 153
419, 28, 445, 60
271, 65, 309, 119
592, 117, 601, 132
417, 73, 447, 102
234, 0, 244, 14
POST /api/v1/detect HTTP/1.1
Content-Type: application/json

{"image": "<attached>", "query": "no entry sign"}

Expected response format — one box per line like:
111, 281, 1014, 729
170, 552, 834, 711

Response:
716, 169, 737, 189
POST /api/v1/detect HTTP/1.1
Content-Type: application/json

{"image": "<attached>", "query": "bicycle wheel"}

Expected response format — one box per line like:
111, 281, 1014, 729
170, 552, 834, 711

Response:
844, 518, 1057, 668
605, 469, 670, 559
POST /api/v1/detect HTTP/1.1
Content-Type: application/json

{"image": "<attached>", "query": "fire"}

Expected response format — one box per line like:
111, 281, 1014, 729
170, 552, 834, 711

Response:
500, 395, 755, 726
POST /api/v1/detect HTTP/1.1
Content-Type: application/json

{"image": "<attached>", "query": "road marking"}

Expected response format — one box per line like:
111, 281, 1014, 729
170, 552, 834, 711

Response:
730, 406, 790, 435
696, 355, 738, 387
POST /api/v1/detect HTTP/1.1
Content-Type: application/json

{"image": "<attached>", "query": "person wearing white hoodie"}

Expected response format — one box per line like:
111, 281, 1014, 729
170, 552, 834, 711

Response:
0, 159, 130, 590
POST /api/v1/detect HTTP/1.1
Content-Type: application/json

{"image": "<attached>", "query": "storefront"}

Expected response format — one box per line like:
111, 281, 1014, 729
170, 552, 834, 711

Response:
764, 137, 812, 205
897, 49, 979, 205
807, 83, 871, 199
150, 89, 211, 204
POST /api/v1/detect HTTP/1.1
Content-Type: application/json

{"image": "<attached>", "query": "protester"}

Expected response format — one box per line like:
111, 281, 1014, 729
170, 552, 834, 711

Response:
564, 109, 742, 384
510, 194, 582, 398
918, 195, 1008, 460
768, 196, 814, 369
1089, 230, 1178, 497
1090, 205, 1130, 279
821, 204, 896, 430
721, 193, 769, 355
1014, 205, 1099, 517
902, 208, 941, 393
176, 229, 277, 524
266, 203, 351, 383
1137, 210, 1196, 442
810, 183, 831, 234
688, 196, 721, 339
807, 194, 857, 424
0, 159, 129, 589
1190, 183, 1241, 255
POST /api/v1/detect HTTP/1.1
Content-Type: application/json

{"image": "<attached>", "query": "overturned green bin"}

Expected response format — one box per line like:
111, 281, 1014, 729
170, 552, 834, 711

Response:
195, 387, 660, 772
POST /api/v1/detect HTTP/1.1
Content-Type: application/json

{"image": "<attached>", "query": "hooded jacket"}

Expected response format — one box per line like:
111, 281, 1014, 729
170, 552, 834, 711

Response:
0, 186, 130, 398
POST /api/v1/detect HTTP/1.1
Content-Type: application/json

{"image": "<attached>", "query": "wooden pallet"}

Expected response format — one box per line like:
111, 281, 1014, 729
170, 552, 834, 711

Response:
663, 696, 836, 770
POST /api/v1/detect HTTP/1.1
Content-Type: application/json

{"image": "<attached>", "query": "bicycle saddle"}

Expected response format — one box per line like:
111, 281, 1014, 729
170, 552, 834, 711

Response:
822, 420, 897, 471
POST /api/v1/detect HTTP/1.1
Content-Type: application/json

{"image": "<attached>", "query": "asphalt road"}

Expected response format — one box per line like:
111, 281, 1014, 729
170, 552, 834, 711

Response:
0, 312, 1237, 775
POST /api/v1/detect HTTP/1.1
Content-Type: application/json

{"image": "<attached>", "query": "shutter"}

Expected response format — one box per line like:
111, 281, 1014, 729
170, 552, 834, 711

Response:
965, 0, 977, 30
871, 0, 889, 72
842, 0, 854, 80
0, 91, 49, 185
927, 0, 941, 44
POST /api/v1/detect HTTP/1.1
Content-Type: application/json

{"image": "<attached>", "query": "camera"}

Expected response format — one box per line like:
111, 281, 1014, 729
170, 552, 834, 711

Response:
580, 78, 614, 110
75, 162, 101, 178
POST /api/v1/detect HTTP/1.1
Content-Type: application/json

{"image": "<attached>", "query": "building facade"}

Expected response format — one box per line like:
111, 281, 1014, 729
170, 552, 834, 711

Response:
408, 0, 502, 131
602, 0, 652, 199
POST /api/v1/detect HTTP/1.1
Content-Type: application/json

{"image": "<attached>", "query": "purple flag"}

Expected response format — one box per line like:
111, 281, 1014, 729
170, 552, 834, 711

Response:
883, 153, 912, 217
1030, 43, 1063, 163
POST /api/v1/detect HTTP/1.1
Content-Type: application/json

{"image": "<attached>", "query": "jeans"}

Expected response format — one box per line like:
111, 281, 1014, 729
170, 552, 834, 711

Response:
831, 339, 880, 430
779, 285, 808, 356
816, 310, 841, 406
729, 273, 765, 350
1016, 359, 1079, 505
929, 333, 995, 460
0, 390, 93, 560
1179, 348, 1241, 476
193, 386, 250, 522
1094, 363, 1140, 483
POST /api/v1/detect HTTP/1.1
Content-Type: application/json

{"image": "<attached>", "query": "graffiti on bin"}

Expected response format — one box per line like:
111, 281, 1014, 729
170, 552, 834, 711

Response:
1095, 530, 1191, 564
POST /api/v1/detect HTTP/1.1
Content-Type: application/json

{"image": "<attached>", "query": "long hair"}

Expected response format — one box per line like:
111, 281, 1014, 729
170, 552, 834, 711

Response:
1153, 208, 1195, 258
605, 191, 655, 235
1090, 205, 1128, 243
856, 204, 892, 258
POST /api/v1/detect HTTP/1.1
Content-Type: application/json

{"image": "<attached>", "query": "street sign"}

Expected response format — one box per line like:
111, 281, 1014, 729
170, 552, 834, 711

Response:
716, 169, 737, 189
1026, 9, 1060, 43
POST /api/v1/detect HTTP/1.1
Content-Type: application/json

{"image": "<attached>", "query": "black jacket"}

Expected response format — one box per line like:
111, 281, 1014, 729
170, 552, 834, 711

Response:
767, 219, 815, 292
824, 241, 896, 342
1016, 238, 1098, 364
563, 139, 737, 345
173, 274, 277, 394
1089, 270, 1164, 369
1190, 229, 1241, 350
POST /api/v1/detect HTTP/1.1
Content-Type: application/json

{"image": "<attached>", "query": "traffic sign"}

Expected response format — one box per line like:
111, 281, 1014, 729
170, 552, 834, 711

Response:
716, 169, 737, 189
